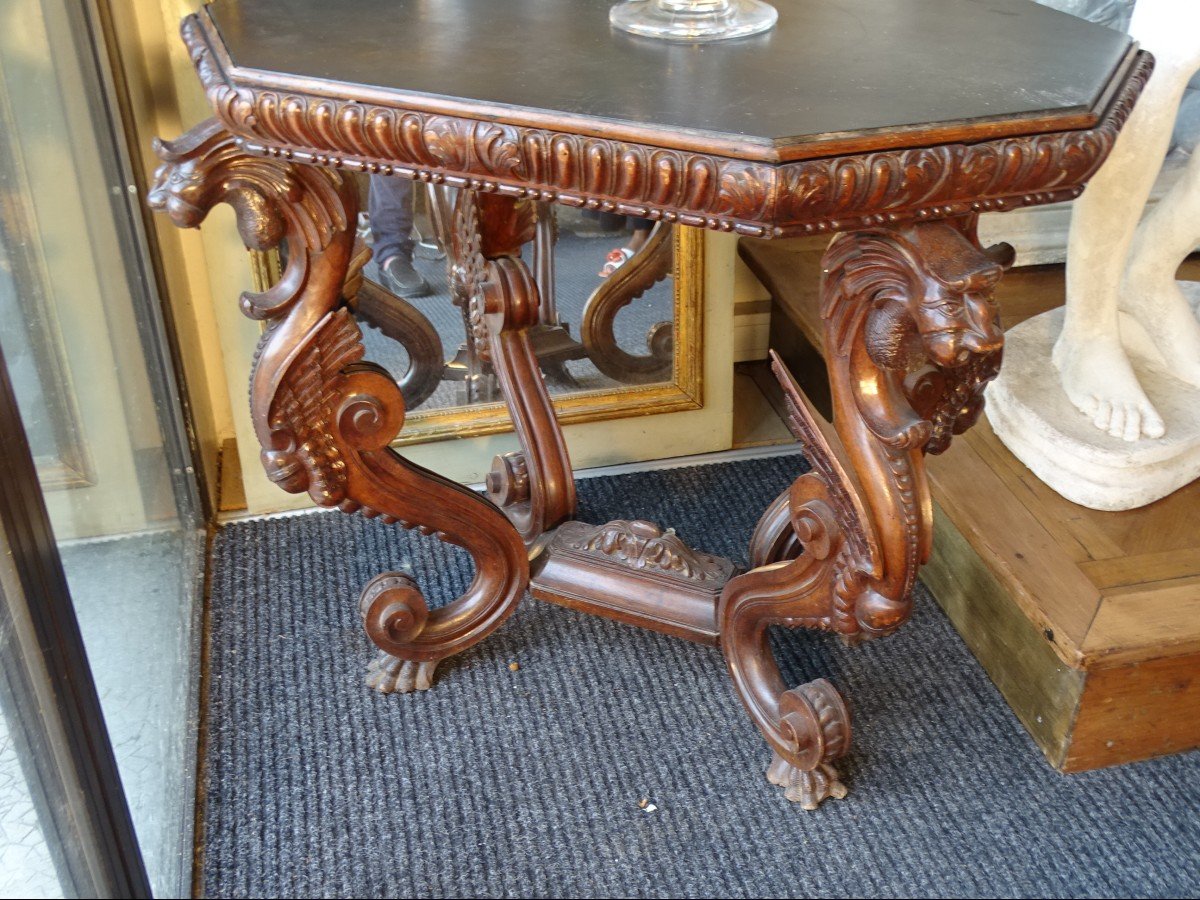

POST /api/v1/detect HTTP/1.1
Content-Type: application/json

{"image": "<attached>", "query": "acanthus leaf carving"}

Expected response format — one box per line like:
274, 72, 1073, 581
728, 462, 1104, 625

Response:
180, 12, 1148, 239
554, 520, 734, 584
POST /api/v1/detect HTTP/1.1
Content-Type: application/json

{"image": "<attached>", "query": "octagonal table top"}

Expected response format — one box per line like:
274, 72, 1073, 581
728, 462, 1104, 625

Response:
185, 0, 1148, 237
205, 0, 1135, 163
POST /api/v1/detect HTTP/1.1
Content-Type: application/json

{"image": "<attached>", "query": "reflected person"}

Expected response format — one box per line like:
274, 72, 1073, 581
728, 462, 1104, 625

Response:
367, 174, 431, 297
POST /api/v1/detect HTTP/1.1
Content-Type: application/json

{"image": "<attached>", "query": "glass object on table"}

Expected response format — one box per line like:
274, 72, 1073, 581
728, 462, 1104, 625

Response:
609, 0, 778, 42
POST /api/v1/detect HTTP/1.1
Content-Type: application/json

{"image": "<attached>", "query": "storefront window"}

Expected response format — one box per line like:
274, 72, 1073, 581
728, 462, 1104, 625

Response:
0, 1, 203, 896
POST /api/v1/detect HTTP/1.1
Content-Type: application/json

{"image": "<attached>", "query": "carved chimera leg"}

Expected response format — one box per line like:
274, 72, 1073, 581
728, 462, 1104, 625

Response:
149, 120, 528, 693
721, 217, 1010, 807
449, 191, 576, 543
764, 681, 851, 809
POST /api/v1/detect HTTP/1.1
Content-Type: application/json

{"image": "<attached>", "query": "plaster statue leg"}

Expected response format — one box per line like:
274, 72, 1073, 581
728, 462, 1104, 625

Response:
1053, 1, 1200, 441
1120, 146, 1200, 389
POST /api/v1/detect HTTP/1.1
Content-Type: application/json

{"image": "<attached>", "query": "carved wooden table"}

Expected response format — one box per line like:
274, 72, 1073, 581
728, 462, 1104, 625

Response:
151, 0, 1148, 809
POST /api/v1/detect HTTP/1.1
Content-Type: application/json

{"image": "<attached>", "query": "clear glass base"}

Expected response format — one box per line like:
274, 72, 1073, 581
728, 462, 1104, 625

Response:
610, 0, 778, 42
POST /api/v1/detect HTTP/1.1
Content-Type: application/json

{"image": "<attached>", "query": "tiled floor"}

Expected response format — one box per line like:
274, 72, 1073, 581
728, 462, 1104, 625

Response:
0, 528, 201, 898
0, 714, 59, 899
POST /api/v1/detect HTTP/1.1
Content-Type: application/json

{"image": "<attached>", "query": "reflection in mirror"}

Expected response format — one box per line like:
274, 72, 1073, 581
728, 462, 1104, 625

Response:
342, 173, 677, 415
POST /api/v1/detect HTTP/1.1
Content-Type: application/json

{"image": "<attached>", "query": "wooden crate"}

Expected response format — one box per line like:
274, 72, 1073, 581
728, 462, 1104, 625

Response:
741, 236, 1200, 772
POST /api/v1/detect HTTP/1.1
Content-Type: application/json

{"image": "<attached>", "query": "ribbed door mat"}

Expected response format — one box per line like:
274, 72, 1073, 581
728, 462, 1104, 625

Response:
203, 455, 1199, 898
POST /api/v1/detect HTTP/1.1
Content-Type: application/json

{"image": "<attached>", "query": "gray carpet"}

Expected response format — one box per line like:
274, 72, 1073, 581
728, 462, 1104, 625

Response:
204, 455, 1200, 899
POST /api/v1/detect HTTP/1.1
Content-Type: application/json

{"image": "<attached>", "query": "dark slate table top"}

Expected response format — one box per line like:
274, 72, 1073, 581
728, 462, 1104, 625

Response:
206, 0, 1134, 161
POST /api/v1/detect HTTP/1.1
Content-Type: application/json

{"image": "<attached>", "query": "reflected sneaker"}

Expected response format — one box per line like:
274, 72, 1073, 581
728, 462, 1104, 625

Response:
380, 255, 431, 298
598, 246, 635, 278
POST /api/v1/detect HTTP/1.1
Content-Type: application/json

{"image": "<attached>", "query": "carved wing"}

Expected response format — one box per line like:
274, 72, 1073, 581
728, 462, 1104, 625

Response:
769, 351, 881, 578
267, 309, 365, 504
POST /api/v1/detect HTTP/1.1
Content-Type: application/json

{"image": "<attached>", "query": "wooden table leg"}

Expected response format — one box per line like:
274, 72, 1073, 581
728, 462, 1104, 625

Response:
721, 216, 1013, 808
148, 120, 528, 694
447, 190, 577, 544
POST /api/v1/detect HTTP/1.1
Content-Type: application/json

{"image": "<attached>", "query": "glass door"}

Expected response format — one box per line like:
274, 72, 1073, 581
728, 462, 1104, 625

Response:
0, 0, 205, 896
0, 341, 151, 899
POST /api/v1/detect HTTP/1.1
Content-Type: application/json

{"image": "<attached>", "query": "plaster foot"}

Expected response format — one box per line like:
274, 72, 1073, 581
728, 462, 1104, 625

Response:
1051, 332, 1166, 441
1120, 273, 1200, 389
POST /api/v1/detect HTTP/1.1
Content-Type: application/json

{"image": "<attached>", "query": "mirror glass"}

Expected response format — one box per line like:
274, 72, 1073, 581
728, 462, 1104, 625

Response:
344, 173, 680, 419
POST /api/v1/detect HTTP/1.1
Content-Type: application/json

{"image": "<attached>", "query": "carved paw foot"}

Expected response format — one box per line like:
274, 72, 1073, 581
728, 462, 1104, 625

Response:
766, 753, 849, 810
365, 651, 438, 694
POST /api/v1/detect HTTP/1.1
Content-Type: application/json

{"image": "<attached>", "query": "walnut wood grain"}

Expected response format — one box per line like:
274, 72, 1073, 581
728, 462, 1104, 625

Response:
531, 519, 733, 646
157, 6, 1152, 809
720, 218, 1012, 806
747, 489, 801, 569
205, 0, 1136, 164
148, 120, 528, 693
180, 10, 1151, 239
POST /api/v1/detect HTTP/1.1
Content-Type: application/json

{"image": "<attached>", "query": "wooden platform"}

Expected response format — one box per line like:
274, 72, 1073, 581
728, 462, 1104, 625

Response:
742, 235, 1200, 772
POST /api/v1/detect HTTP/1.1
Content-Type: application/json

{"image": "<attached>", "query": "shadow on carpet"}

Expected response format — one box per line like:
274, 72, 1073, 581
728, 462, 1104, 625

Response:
204, 455, 1199, 899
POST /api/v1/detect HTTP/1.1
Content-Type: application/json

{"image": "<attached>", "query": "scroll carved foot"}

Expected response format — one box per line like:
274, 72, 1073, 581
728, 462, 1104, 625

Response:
365, 651, 438, 694
763, 680, 851, 809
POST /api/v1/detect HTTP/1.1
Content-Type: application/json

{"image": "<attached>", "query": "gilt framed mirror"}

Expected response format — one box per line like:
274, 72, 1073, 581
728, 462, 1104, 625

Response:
252, 171, 704, 448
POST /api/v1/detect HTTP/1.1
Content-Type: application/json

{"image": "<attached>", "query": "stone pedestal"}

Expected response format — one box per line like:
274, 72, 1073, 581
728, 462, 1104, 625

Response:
986, 306, 1200, 511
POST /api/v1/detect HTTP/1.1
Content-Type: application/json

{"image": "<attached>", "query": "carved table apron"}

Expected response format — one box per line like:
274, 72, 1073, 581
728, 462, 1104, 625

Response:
151, 1, 1149, 809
